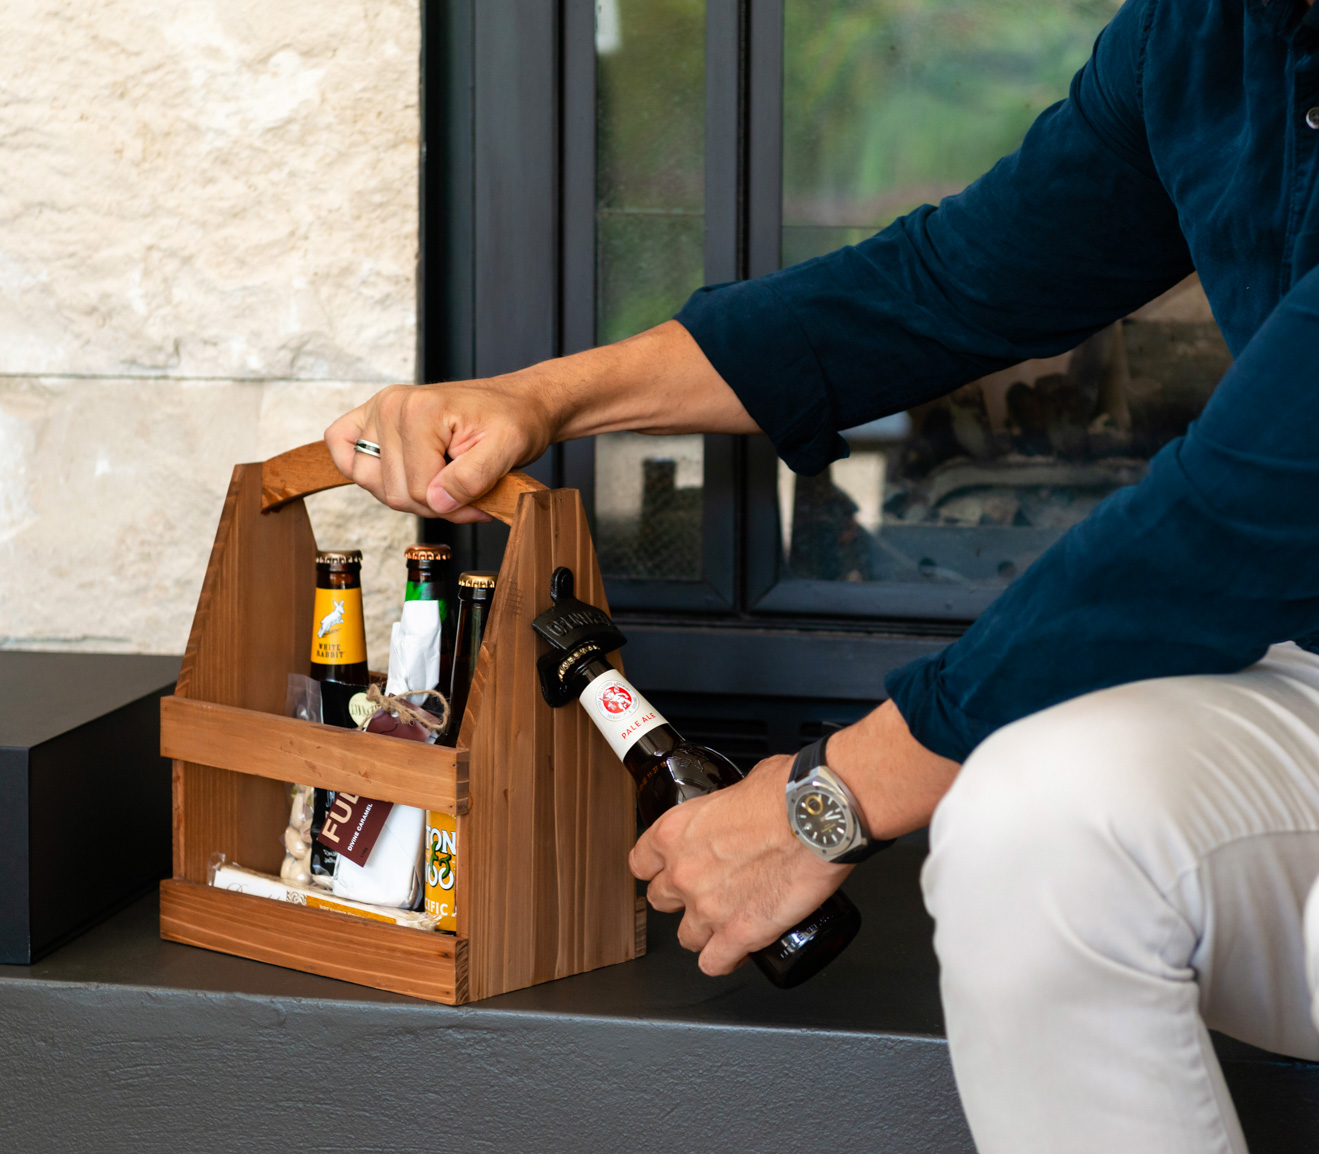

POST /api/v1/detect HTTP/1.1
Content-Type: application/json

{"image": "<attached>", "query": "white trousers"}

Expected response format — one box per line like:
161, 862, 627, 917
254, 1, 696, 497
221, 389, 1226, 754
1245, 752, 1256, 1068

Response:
922, 642, 1319, 1153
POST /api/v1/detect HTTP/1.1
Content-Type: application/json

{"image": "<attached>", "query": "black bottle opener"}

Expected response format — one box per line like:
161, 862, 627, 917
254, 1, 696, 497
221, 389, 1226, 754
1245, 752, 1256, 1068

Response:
531, 567, 629, 707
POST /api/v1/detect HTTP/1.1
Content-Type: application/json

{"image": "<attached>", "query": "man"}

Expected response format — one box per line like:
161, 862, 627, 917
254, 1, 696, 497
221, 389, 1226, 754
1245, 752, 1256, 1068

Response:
327, 0, 1319, 1147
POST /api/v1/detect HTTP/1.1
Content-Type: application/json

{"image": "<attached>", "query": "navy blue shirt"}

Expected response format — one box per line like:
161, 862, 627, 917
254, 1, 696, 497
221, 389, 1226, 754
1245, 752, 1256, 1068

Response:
677, 0, 1319, 761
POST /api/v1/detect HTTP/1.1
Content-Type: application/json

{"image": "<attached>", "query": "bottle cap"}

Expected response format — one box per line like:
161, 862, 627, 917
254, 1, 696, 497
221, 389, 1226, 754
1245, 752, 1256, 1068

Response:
316, 549, 363, 565
405, 544, 452, 562
458, 570, 499, 589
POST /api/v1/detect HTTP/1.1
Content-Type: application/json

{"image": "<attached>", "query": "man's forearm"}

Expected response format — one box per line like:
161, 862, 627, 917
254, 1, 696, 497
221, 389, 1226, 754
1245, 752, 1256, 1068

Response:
828, 700, 961, 839
325, 319, 758, 519
534, 319, 762, 441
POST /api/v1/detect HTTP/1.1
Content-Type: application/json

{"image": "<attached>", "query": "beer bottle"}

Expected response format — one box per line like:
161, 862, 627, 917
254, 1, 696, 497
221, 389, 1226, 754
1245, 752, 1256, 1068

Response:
425, 569, 496, 933
442, 570, 497, 744
403, 544, 452, 709
309, 549, 369, 877
532, 567, 861, 989
309, 549, 370, 726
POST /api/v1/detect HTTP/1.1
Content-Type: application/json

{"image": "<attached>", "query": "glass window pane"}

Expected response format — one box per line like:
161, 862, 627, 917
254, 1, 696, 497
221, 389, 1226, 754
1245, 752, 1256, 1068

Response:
777, 1, 1232, 607
595, 0, 706, 580
596, 433, 705, 579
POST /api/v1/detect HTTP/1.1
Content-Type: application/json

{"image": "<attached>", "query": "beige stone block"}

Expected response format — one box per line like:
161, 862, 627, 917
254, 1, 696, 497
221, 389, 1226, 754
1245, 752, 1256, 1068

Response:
0, 377, 262, 653
0, 377, 416, 665
0, 1, 419, 382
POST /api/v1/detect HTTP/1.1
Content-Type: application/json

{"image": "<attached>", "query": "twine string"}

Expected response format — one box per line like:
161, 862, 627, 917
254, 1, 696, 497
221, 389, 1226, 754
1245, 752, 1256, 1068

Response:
359, 682, 450, 735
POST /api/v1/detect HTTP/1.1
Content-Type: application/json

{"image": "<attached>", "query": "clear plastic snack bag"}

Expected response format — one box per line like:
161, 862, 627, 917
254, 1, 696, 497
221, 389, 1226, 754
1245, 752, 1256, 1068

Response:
283, 674, 329, 889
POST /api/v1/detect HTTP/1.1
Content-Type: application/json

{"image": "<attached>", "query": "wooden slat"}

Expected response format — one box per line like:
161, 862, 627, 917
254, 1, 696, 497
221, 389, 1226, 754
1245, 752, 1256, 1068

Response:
259, 439, 547, 526
460, 489, 638, 1001
635, 894, 648, 959
160, 879, 466, 1005
174, 463, 317, 879
161, 696, 468, 814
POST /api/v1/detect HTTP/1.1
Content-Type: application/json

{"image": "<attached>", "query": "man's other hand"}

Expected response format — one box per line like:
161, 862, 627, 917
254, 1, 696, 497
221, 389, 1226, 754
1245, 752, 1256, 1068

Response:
628, 755, 851, 977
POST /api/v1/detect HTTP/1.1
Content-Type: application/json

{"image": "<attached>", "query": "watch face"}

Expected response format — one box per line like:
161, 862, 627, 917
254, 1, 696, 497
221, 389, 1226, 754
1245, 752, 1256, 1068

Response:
791, 785, 852, 851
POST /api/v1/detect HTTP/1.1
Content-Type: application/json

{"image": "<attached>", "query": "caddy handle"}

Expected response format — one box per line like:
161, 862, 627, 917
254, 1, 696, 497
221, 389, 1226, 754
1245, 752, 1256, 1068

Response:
260, 440, 547, 526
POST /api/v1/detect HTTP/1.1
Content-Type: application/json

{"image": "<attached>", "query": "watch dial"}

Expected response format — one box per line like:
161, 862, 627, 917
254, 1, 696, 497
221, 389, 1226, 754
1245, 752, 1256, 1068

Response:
793, 788, 850, 849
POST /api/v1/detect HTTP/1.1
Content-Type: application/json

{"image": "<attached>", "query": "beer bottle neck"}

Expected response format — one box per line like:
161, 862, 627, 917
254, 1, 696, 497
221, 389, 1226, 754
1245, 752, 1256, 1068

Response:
405, 580, 441, 602
405, 561, 445, 604
311, 567, 368, 682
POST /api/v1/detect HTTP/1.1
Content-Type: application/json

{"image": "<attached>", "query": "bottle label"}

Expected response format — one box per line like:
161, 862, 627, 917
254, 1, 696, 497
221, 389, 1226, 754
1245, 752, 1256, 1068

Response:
311, 586, 366, 665
314, 791, 394, 866
579, 670, 667, 761
406, 581, 450, 622
424, 811, 458, 932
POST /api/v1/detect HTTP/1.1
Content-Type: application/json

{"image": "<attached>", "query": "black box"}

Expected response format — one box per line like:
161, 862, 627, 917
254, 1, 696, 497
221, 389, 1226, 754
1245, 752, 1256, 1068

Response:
0, 652, 179, 964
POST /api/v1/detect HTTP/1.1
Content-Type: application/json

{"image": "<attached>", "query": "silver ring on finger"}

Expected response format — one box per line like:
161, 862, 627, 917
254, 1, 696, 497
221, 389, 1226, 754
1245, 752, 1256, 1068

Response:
353, 439, 382, 459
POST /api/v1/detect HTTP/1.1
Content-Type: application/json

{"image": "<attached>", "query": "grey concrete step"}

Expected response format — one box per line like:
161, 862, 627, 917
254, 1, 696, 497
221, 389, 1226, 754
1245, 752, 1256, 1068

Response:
0, 845, 1314, 1152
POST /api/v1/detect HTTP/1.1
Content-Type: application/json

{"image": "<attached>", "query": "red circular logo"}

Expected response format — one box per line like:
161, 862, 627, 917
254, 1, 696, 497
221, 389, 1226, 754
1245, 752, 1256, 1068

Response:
599, 684, 634, 716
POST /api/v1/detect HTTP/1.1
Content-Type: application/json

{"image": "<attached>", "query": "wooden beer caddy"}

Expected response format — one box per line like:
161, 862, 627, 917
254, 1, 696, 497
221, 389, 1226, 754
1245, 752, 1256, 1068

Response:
158, 441, 644, 1004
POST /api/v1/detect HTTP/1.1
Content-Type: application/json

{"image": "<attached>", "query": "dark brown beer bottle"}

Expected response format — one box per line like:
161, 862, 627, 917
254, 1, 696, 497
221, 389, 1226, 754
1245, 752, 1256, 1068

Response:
423, 564, 483, 932
441, 571, 497, 745
532, 568, 861, 989
309, 549, 370, 876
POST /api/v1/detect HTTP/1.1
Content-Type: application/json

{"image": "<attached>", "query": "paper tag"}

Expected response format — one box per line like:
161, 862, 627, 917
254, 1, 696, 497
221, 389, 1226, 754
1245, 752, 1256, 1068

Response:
347, 691, 376, 728
315, 792, 394, 866
578, 670, 667, 761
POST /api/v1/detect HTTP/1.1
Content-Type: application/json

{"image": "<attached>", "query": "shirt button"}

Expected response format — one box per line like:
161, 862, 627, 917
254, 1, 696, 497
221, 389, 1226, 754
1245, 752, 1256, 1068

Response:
1307, 107, 1319, 129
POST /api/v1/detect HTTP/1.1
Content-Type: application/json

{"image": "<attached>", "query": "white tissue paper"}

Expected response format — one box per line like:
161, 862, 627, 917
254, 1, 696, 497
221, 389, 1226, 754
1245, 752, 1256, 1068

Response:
329, 802, 426, 908
386, 599, 441, 704
329, 596, 439, 908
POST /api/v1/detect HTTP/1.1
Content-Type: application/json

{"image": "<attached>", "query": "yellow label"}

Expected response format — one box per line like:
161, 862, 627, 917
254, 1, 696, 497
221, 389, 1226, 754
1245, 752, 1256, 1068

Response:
424, 811, 458, 932
311, 586, 366, 666
305, 893, 395, 924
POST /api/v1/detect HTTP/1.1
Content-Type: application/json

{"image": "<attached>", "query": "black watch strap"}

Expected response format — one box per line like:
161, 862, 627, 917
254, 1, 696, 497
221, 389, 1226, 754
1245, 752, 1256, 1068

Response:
791, 734, 894, 864
789, 733, 832, 784
834, 834, 894, 864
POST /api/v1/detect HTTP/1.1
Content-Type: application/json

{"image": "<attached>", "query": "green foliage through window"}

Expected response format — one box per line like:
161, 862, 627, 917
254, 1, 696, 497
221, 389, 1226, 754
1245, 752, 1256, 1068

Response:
782, 0, 1120, 264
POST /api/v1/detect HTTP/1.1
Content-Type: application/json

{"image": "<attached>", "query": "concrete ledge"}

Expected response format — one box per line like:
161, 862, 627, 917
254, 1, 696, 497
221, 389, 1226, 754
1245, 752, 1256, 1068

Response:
0, 846, 1315, 1152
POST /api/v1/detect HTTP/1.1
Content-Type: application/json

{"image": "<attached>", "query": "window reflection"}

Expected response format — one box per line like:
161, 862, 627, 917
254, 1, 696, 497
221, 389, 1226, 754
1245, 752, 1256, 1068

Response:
597, 434, 705, 580
781, 279, 1232, 589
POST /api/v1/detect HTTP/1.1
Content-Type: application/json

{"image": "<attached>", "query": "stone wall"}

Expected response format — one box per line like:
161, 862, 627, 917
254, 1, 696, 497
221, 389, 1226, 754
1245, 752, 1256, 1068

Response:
0, 1, 421, 661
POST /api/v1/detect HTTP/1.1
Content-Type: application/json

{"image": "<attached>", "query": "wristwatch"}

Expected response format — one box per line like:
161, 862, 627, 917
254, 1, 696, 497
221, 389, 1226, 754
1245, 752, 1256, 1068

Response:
786, 734, 894, 864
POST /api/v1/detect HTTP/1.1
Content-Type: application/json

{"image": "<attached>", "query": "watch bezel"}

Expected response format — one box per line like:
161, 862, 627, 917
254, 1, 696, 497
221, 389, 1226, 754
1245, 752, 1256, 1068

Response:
786, 770, 865, 861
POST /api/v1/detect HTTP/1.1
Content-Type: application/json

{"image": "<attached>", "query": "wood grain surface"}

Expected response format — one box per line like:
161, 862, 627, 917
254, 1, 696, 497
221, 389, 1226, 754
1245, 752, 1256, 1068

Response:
458, 488, 639, 1001
173, 463, 314, 880
260, 439, 547, 525
160, 879, 467, 1004
167, 448, 638, 1004
161, 696, 468, 815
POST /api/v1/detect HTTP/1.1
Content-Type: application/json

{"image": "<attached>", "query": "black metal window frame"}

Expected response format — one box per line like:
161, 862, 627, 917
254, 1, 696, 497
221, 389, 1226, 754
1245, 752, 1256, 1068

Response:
420, 0, 955, 703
